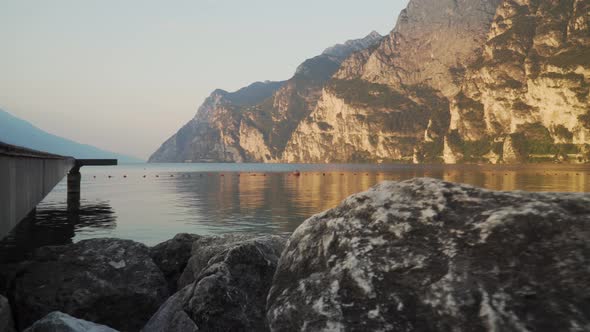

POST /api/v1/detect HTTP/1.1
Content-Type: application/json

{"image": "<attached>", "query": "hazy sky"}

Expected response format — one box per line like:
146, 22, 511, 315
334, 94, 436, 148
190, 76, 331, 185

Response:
0, 0, 408, 160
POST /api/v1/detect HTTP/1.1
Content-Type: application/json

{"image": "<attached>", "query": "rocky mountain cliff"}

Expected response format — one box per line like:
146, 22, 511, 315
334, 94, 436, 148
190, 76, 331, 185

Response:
151, 0, 590, 164
149, 32, 383, 163
446, 0, 590, 163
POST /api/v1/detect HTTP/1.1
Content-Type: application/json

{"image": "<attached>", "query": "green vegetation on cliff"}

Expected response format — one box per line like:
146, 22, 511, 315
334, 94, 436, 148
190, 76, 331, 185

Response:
327, 79, 412, 108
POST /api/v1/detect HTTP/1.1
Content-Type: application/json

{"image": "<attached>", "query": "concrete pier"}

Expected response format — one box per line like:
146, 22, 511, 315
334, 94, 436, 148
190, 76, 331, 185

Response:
0, 142, 117, 240
0, 143, 75, 238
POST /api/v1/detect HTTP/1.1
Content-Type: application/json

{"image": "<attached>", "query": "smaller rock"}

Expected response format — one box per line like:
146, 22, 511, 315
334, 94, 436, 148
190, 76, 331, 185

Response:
178, 233, 273, 289
150, 233, 202, 293
23, 311, 118, 332
0, 263, 20, 297
0, 295, 16, 332
141, 286, 198, 332
144, 235, 287, 332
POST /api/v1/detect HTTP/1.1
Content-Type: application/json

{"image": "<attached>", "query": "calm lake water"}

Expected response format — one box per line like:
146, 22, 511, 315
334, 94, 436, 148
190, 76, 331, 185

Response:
1, 163, 590, 261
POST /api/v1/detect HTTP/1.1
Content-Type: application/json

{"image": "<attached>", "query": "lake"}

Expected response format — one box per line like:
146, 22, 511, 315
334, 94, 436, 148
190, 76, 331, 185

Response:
1, 163, 590, 261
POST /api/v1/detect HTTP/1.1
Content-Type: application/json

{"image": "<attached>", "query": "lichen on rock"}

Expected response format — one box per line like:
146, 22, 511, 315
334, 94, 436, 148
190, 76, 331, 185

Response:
267, 178, 590, 331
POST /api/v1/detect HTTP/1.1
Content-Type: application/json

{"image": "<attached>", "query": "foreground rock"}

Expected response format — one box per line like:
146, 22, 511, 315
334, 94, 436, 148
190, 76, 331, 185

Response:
0, 295, 16, 332
267, 178, 590, 331
11, 238, 169, 331
24, 312, 118, 332
150, 233, 202, 293
177, 233, 284, 289
144, 235, 287, 332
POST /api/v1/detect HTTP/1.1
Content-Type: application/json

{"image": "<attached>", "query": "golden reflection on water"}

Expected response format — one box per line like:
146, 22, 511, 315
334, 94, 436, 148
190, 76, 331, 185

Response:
16, 163, 587, 245
179, 165, 590, 235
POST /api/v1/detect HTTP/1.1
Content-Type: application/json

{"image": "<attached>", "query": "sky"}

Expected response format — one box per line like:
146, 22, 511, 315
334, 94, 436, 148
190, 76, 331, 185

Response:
0, 0, 409, 160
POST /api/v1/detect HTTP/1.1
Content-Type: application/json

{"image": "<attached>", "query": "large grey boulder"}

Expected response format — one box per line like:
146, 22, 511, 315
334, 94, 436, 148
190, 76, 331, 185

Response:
23, 311, 118, 332
0, 294, 16, 332
150, 233, 202, 293
144, 235, 287, 332
11, 238, 169, 332
267, 178, 590, 331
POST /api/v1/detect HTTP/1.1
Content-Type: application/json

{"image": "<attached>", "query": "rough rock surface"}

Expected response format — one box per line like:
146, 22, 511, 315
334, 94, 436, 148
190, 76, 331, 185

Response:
0, 294, 16, 332
144, 235, 287, 332
177, 233, 286, 289
11, 238, 169, 332
267, 178, 590, 331
150, 233, 201, 293
23, 311, 118, 332
0, 263, 18, 298
141, 286, 198, 332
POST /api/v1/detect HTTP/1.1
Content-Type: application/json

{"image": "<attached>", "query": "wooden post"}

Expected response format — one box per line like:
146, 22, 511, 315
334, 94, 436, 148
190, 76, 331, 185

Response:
67, 171, 81, 212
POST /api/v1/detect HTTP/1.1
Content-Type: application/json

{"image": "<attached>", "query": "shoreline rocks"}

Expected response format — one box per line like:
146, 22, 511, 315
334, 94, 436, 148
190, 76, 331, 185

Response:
144, 235, 287, 332
267, 178, 590, 331
23, 311, 118, 332
2, 178, 589, 331
0, 294, 16, 332
150, 233, 202, 293
10, 238, 169, 331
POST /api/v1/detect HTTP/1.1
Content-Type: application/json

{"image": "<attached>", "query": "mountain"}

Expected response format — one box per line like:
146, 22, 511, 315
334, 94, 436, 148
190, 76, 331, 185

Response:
152, 0, 590, 164
445, 0, 590, 163
148, 32, 383, 163
0, 109, 142, 163
283, 0, 501, 163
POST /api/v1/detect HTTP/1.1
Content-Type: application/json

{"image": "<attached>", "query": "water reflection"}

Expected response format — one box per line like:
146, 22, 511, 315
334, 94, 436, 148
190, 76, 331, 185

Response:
1, 164, 589, 249
168, 165, 590, 237
0, 200, 116, 263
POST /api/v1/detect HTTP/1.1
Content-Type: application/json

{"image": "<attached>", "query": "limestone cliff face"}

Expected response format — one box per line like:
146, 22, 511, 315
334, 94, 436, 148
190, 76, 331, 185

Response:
336, 0, 501, 97
285, 0, 590, 164
447, 0, 590, 163
152, 0, 590, 164
284, 83, 450, 163
283, 0, 500, 163
149, 32, 383, 163
149, 84, 281, 163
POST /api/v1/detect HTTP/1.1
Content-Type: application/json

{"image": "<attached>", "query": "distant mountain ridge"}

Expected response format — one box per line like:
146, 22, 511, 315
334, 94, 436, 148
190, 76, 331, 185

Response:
0, 109, 142, 163
152, 0, 590, 164
149, 31, 383, 163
